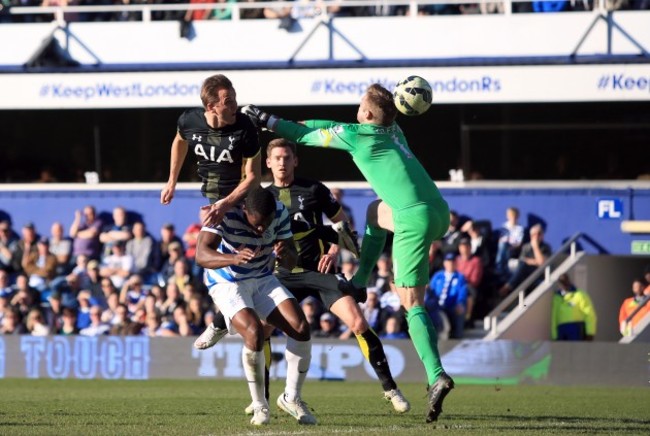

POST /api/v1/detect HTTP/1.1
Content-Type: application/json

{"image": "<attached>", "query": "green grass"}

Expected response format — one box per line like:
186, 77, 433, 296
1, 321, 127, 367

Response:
0, 379, 648, 435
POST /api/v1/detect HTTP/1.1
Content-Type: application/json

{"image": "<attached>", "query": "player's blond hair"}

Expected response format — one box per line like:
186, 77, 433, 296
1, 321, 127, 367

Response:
366, 84, 397, 126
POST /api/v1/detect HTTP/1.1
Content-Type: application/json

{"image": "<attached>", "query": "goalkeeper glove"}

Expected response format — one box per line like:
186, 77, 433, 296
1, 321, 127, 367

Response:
241, 105, 271, 129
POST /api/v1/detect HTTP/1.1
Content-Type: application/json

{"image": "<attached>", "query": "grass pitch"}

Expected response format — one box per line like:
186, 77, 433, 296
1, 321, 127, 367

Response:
0, 379, 648, 435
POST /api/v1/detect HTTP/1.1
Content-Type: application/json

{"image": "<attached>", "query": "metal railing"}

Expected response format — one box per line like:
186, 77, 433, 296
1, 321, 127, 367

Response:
7, 0, 614, 24
483, 231, 584, 335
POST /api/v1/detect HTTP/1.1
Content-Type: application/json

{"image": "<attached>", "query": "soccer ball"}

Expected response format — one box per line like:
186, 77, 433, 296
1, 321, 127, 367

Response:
393, 76, 433, 116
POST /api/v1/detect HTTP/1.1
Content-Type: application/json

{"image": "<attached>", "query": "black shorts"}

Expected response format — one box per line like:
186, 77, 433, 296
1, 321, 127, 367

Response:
275, 268, 346, 309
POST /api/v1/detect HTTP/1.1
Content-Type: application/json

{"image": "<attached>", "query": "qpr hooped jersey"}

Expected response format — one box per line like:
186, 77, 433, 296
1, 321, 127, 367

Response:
202, 202, 292, 286
177, 108, 260, 201
266, 177, 342, 271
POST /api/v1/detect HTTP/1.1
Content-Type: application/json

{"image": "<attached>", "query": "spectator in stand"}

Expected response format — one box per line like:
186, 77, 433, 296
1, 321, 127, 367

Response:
339, 253, 358, 280
455, 237, 483, 324
186, 293, 206, 334
69, 254, 91, 288
44, 291, 64, 332
360, 288, 383, 333
1, 307, 25, 335
429, 210, 463, 274
85, 260, 106, 307
76, 290, 94, 330
300, 296, 322, 332
427, 253, 468, 339
499, 224, 552, 297
0, 220, 19, 272
168, 257, 192, 292
58, 306, 79, 335
25, 308, 50, 336
52, 272, 83, 309
0, 269, 13, 299
10, 274, 39, 319
156, 223, 183, 271
182, 209, 206, 278
109, 303, 133, 335
314, 312, 341, 338
495, 207, 524, 279
119, 274, 147, 315
0, 295, 7, 324
160, 304, 192, 336
70, 205, 103, 260
149, 284, 166, 314
239, 0, 266, 19
21, 236, 57, 292
158, 241, 186, 286
101, 291, 120, 324
618, 278, 649, 336
460, 220, 491, 268
532, 0, 568, 12
99, 206, 132, 257
368, 252, 393, 293
112, 0, 143, 22
79, 305, 110, 336
11, 222, 38, 273
551, 273, 597, 341
379, 282, 402, 318
380, 315, 409, 339
99, 241, 134, 288
142, 294, 158, 319
126, 221, 157, 282
49, 221, 72, 276
141, 312, 164, 337
160, 282, 182, 320
183, 0, 215, 21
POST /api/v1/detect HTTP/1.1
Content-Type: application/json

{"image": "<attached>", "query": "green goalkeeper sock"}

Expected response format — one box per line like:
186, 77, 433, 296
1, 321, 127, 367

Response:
352, 224, 387, 288
406, 305, 443, 385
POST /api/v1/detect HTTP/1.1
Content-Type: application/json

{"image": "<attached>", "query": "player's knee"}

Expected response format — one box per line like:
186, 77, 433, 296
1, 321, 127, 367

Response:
350, 316, 368, 336
243, 323, 265, 351
294, 319, 311, 342
365, 200, 381, 227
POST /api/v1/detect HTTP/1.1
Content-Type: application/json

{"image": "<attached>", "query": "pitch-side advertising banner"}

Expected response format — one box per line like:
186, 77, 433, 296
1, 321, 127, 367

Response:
1, 64, 650, 109
0, 336, 647, 386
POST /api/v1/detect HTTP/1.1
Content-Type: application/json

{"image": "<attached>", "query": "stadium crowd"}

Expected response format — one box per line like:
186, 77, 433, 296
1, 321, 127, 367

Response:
0, 201, 647, 338
2, 0, 649, 25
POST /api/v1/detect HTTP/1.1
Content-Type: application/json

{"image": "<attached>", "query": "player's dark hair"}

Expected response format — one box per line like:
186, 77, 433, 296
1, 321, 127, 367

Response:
266, 138, 297, 157
200, 74, 233, 109
366, 83, 397, 126
245, 187, 276, 218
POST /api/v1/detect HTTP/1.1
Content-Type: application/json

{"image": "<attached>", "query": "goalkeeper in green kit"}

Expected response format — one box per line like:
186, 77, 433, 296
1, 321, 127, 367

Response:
242, 83, 454, 423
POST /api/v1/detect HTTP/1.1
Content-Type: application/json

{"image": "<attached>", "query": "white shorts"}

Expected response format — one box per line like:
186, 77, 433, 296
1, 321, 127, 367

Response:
208, 274, 295, 334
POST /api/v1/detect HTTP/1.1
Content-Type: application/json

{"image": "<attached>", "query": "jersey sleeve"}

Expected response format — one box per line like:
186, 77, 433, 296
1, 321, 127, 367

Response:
274, 119, 357, 152
177, 110, 189, 140
316, 182, 343, 220
304, 120, 338, 129
241, 115, 261, 159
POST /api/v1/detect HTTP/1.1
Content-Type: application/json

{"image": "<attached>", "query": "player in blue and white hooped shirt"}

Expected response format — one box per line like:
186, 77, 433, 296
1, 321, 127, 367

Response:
195, 187, 316, 426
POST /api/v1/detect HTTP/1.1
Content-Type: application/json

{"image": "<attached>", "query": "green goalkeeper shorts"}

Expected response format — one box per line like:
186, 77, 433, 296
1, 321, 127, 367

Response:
392, 199, 450, 288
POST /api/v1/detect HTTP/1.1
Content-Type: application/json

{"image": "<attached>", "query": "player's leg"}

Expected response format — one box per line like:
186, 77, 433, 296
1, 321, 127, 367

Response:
210, 281, 270, 425
257, 276, 316, 425
244, 323, 275, 415
352, 200, 392, 288
392, 202, 454, 423
328, 292, 410, 413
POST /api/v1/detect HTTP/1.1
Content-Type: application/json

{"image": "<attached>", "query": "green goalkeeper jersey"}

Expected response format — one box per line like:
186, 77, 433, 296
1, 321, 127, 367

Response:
274, 119, 443, 211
